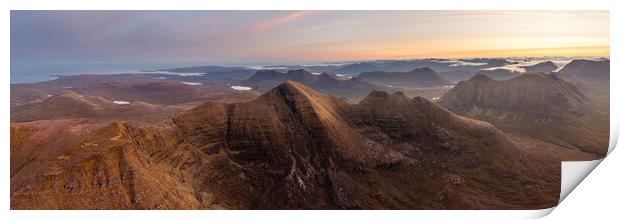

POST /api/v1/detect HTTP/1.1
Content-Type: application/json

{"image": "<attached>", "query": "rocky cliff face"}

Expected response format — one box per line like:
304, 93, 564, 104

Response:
11, 81, 560, 209
439, 73, 608, 156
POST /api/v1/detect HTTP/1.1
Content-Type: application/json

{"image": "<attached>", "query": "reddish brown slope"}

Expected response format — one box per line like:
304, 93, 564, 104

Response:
10, 120, 199, 209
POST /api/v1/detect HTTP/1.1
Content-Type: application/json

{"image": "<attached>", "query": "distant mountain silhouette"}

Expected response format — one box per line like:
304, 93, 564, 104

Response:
334, 62, 383, 75
439, 68, 520, 82
358, 68, 452, 87
471, 68, 519, 80
242, 69, 386, 99
522, 61, 558, 73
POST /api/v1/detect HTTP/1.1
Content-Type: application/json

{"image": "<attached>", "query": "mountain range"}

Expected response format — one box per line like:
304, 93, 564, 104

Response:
9, 57, 610, 210
522, 61, 558, 73
264, 58, 516, 76
11, 81, 562, 209
241, 69, 387, 99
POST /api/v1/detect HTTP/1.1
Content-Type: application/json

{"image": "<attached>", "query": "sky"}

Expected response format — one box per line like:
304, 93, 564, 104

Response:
11, 11, 609, 65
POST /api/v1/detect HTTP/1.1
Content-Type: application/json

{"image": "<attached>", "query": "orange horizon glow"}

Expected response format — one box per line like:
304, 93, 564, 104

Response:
309, 46, 610, 61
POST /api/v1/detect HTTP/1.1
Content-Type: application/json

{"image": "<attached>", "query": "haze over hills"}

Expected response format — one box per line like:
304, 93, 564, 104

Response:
440, 59, 562, 82
11, 81, 562, 209
522, 61, 558, 73
439, 72, 608, 156
157, 65, 256, 80
357, 67, 452, 87
264, 58, 517, 77
438, 68, 521, 82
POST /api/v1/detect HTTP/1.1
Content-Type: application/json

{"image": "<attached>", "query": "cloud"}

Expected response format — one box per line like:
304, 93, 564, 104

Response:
196, 11, 318, 47
295, 21, 348, 33
247, 11, 315, 34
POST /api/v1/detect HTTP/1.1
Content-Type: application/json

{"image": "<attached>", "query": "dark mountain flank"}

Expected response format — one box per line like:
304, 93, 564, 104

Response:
11, 81, 560, 209
358, 68, 452, 87
439, 73, 608, 156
